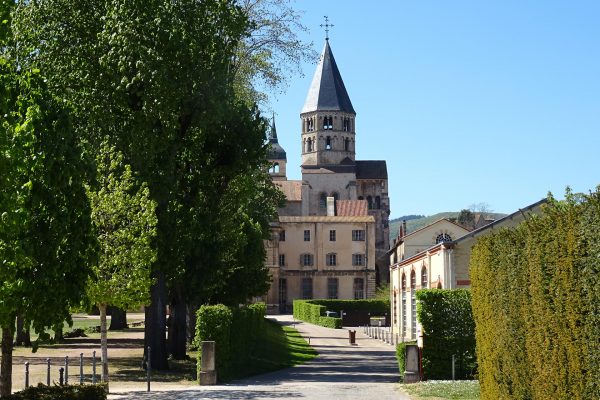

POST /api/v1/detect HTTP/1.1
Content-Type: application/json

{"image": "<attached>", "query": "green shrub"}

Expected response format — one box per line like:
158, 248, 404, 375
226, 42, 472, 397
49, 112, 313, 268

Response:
307, 299, 389, 314
471, 189, 600, 400
195, 303, 266, 383
5, 384, 107, 399
416, 289, 476, 380
396, 341, 416, 377
293, 299, 388, 329
318, 316, 342, 329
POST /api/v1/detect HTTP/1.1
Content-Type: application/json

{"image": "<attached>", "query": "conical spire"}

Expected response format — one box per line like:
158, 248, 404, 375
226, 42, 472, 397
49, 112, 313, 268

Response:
302, 41, 355, 114
267, 114, 286, 160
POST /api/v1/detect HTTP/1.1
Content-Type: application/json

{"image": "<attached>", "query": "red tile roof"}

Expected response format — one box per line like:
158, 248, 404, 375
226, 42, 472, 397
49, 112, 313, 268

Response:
336, 200, 368, 216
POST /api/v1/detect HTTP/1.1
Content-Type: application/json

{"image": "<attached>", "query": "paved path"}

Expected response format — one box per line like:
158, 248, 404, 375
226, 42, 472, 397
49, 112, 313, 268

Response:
108, 315, 410, 399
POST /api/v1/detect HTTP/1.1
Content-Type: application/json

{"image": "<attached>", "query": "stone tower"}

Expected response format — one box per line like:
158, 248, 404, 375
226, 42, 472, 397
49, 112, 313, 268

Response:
267, 115, 287, 181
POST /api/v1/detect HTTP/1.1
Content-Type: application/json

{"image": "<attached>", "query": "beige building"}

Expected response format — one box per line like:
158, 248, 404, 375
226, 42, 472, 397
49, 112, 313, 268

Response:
389, 199, 546, 342
263, 38, 390, 312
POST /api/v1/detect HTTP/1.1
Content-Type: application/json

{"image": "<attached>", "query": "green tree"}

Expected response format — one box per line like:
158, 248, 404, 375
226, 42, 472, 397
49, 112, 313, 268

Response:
86, 141, 157, 387
457, 209, 475, 229
0, 34, 96, 397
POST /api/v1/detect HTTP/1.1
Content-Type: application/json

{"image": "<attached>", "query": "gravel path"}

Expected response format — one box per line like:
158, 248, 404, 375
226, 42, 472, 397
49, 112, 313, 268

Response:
108, 315, 411, 399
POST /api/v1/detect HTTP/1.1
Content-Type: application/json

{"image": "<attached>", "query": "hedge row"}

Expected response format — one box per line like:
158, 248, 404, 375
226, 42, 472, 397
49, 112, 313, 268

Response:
195, 302, 265, 382
471, 190, 600, 400
5, 384, 107, 399
292, 300, 342, 328
416, 289, 476, 380
306, 299, 389, 314
395, 341, 417, 378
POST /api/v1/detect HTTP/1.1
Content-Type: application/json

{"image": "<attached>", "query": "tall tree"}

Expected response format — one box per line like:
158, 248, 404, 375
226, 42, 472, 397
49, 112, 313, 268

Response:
85, 141, 157, 387
0, 27, 96, 396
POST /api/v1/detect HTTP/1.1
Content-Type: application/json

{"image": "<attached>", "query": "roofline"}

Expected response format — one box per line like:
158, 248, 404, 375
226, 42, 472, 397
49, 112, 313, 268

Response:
388, 217, 469, 253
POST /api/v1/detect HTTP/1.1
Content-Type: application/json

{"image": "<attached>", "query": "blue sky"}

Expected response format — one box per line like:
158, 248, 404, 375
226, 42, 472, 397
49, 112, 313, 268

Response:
267, 1, 600, 219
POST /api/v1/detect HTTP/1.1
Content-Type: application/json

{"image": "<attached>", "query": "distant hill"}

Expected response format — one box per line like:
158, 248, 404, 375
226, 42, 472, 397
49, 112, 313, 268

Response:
389, 212, 507, 242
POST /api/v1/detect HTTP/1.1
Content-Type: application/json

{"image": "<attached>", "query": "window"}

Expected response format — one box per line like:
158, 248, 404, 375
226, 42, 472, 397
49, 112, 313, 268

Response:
393, 291, 398, 325
329, 230, 336, 241
352, 230, 365, 241
278, 254, 285, 267
435, 233, 452, 244
319, 193, 327, 209
326, 136, 332, 150
279, 230, 286, 241
301, 278, 313, 299
279, 279, 287, 310
375, 196, 381, 209
307, 138, 313, 152
421, 267, 428, 288
301, 253, 314, 267
411, 270, 417, 339
327, 278, 339, 299
326, 253, 337, 266
402, 274, 407, 337
352, 253, 365, 266
345, 137, 350, 151
304, 230, 311, 241
367, 196, 373, 210
353, 278, 364, 299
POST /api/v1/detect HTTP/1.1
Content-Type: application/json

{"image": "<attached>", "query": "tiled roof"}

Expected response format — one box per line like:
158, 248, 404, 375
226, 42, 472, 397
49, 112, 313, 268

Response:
279, 216, 374, 223
301, 40, 355, 114
275, 180, 302, 201
337, 200, 368, 216
356, 160, 388, 179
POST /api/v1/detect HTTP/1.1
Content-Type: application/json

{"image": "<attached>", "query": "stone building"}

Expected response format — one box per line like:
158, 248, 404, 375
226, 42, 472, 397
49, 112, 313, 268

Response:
263, 39, 391, 312
388, 199, 546, 342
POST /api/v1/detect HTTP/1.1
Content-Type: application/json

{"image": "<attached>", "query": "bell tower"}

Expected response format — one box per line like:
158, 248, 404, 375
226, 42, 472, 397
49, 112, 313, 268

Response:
300, 39, 356, 166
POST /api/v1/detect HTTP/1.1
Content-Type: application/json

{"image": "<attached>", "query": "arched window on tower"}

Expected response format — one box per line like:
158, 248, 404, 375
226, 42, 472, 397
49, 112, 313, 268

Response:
326, 136, 332, 150
345, 138, 350, 151
322, 117, 327, 130
307, 138, 313, 152
328, 116, 333, 130
367, 196, 373, 210
375, 196, 381, 209
274, 163, 280, 173
319, 192, 327, 209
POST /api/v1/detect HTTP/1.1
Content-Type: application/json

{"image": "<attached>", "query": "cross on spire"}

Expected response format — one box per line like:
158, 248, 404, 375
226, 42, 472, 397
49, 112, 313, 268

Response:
320, 16, 334, 41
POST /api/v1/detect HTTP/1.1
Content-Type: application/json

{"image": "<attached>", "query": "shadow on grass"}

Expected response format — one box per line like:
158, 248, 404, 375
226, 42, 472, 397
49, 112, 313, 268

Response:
112, 357, 197, 382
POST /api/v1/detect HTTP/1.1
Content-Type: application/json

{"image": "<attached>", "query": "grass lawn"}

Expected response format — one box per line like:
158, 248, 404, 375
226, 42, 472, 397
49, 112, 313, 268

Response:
400, 380, 480, 400
229, 319, 318, 380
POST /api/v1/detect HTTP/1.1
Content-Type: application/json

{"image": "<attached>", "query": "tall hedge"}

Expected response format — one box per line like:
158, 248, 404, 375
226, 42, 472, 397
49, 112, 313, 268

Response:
195, 303, 265, 382
306, 299, 390, 314
416, 289, 476, 380
471, 189, 600, 400
292, 300, 342, 328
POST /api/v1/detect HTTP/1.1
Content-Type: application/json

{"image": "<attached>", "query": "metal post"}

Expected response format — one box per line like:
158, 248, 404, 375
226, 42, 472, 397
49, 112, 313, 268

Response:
146, 346, 151, 392
46, 358, 51, 385
65, 356, 69, 385
59, 367, 64, 385
79, 353, 84, 385
25, 362, 29, 388
92, 351, 97, 384
452, 354, 455, 381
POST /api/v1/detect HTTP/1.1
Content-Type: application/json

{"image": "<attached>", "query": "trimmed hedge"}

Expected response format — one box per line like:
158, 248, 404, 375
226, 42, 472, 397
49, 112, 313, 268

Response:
471, 190, 600, 400
396, 341, 417, 378
306, 299, 389, 314
5, 384, 107, 399
293, 300, 341, 328
416, 289, 476, 380
195, 303, 265, 382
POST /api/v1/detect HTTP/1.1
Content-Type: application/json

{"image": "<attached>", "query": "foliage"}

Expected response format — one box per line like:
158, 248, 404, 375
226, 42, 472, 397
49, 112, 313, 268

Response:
400, 380, 480, 400
85, 141, 157, 310
4, 384, 107, 400
195, 303, 266, 382
396, 341, 417, 377
470, 189, 600, 400
292, 300, 344, 328
457, 209, 475, 229
302, 299, 390, 314
416, 289, 476, 380
317, 316, 343, 329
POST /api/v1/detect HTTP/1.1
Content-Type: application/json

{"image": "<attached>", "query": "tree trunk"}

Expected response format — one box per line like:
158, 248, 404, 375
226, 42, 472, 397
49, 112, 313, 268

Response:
186, 303, 198, 345
98, 303, 109, 391
144, 271, 168, 370
0, 323, 15, 397
54, 326, 63, 343
167, 285, 187, 359
108, 307, 127, 331
14, 315, 31, 347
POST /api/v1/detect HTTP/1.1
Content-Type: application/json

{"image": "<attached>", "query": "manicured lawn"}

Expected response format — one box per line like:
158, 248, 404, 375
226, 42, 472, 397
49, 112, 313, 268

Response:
230, 319, 318, 379
400, 380, 480, 400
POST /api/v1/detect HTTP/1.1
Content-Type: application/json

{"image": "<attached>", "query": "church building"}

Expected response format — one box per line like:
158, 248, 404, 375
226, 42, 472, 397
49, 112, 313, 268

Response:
264, 38, 391, 313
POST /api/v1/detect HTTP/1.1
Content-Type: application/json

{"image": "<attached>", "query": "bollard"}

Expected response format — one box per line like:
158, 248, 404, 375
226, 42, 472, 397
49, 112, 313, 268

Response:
59, 367, 64, 385
147, 346, 151, 392
79, 353, 84, 385
25, 362, 29, 388
46, 358, 51, 386
65, 356, 69, 385
92, 351, 97, 384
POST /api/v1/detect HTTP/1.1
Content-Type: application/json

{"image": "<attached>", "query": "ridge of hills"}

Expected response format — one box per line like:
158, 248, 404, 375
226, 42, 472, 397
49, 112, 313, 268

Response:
389, 212, 508, 241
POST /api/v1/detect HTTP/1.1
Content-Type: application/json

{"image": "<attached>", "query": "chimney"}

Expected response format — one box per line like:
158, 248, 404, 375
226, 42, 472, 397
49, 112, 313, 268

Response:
327, 197, 335, 216
402, 219, 407, 238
